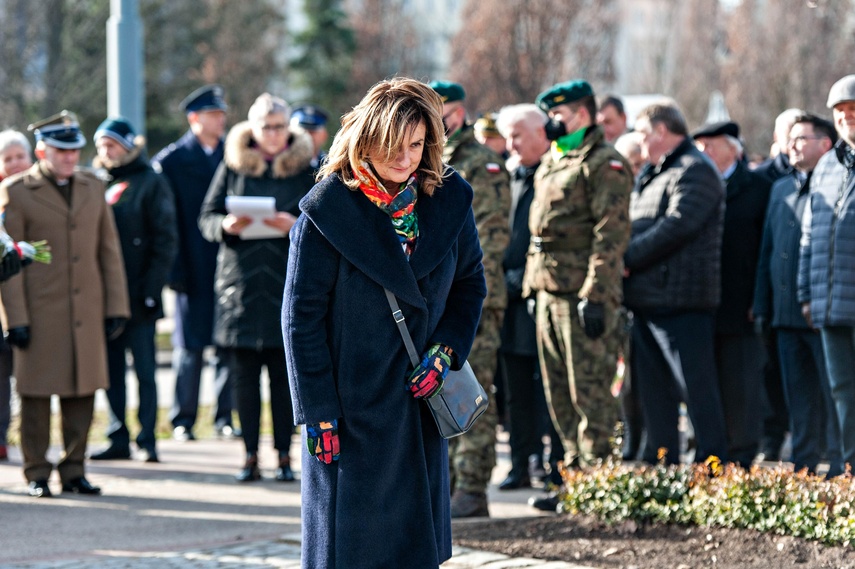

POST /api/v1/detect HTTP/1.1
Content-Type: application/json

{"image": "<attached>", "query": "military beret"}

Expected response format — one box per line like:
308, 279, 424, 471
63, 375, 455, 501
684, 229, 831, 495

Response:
290, 104, 329, 130
180, 84, 228, 114
474, 113, 502, 138
428, 81, 466, 103
536, 80, 594, 111
94, 117, 137, 150
28, 110, 86, 149
827, 75, 855, 108
691, 120, 740, 140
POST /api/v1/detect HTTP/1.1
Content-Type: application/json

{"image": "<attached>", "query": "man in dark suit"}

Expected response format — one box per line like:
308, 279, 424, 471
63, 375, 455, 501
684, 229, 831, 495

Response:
153, 85, 236, 441
694, 120, 772, 467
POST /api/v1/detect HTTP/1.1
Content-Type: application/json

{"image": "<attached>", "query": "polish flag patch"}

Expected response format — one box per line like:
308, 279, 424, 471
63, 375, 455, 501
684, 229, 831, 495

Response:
486, 162, 502, 174
609, 160, 624, 171
105, 181, 129, 205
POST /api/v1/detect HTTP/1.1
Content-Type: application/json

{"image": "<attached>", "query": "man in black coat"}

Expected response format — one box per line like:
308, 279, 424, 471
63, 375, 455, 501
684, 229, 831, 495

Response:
694, 121, 771, 467
623, 101, 729, 465
90, 117, 178, 463
153, 85, 235, 441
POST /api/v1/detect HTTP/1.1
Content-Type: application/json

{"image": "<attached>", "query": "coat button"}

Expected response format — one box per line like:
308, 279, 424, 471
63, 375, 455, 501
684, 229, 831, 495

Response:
781, 252, 788, 260
133, 238, 142, 246
74, 288, 80, 294
75, 321, 82, 327
72, 255, 79, 262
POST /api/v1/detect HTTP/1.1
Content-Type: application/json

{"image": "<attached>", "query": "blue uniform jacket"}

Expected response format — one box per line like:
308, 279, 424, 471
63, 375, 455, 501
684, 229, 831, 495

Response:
282, 171, 486, 569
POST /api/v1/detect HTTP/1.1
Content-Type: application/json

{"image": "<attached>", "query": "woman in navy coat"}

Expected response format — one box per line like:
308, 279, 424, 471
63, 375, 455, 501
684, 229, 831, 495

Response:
282, 78, 486, 568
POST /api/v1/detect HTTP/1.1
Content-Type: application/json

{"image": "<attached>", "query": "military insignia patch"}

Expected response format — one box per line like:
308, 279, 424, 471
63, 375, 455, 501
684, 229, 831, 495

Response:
486, 163, 502, 174
609, 160, 624, 171
105, 181, 130, 205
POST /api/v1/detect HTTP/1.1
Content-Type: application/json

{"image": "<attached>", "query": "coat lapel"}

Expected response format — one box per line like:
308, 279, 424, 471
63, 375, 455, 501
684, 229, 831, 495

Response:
22, 164, 70, 217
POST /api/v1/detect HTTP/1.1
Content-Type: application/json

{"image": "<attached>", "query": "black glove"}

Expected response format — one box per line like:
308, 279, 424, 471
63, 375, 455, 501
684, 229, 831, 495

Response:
504, 268, 524, 300
577, 299, 605, 339
5, 326, 30, 349
0, 251, 22, 282
105, 317, 127, 341
143, 296, 161, 319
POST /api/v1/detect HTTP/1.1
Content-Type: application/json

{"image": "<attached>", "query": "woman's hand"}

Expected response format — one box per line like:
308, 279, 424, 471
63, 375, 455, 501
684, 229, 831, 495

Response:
306, 420, 340, 464
406, 344, 453, 399
263, 212, 297, 234
222, 214, 253, 235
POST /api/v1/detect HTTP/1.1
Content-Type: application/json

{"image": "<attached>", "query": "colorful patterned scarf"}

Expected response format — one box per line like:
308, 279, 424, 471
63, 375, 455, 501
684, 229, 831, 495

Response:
354, 162, 419, 257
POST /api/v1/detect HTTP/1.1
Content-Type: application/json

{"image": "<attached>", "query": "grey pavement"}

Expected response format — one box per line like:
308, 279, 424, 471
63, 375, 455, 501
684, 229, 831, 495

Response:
0, 403, 592, 568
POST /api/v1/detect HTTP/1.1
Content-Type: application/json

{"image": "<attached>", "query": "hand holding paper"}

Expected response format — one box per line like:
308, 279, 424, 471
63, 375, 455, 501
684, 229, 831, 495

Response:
225, 196, 288, 239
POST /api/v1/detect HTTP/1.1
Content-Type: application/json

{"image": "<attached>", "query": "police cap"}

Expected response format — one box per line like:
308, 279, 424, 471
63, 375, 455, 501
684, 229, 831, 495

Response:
290, 104, 329, 130
179, 84, 228, 114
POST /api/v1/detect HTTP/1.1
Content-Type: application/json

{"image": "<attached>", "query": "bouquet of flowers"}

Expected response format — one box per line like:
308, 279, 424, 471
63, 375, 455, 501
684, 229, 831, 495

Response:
0, 223, 51, 264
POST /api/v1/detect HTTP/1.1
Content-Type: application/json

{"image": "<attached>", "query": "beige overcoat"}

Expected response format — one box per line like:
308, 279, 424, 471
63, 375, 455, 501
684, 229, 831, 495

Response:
0, 162, 130, 397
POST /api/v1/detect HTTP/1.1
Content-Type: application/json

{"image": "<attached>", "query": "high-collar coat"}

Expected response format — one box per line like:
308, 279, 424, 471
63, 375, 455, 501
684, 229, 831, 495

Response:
0, 163, 130, 397
282, 171, 486, 568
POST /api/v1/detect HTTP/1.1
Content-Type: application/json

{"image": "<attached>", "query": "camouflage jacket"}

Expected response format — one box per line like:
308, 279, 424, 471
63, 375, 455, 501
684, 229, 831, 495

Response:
523, 125, 631, 304
443, 124, 510, 311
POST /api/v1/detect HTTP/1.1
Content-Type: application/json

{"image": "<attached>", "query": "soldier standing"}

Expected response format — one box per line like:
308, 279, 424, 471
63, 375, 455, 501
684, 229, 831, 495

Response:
523, 80, 632, 511
429, 81, 510, 518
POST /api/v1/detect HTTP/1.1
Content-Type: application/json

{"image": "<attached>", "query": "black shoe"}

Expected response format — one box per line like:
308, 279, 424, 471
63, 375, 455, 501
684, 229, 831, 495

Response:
450, 491, 489, 518
498, 472, 531, 491
90, 445, 131, 461
62, 477, 101, 495
135, 447, 160, 463
528, 492, 561, 512
172, 426, 195, 442
28, 480, 52, 498
235, 454, 261, 482
275, 457, 295, 482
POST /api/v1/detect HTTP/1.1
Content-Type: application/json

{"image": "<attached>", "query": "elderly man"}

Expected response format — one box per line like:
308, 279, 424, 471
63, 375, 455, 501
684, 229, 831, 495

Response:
798, 75, 855, 471
624, 101, 729, 466
755, 113, 841, 476
153, 85, 236, 442
693, 121, 771, 467
524, 80, 632, 511
429, 80, 510, 518
0, 111, 130, 497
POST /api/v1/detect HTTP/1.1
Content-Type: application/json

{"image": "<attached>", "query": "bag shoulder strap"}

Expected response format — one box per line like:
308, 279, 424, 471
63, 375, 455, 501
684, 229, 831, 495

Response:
384, 289, 421, 367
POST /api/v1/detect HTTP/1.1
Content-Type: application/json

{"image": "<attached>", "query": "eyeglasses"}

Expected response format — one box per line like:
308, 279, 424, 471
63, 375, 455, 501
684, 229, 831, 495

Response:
260, 123, 287, 133
789, 135, 823, 144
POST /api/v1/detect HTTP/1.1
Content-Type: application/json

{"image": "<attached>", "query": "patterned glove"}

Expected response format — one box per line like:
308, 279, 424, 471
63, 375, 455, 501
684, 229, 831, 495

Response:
306, 419, 340, 464
406, 344, 453, 399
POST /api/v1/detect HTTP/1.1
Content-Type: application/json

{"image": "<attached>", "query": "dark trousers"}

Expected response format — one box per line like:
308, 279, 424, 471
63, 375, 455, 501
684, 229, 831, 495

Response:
632, 310, 729, 465
818, 326, 855, 469
0, 342, 11, 446
170, 345, 233, 431
20, 394, 94, 482
714, 333, 766, 466
225, 347, 293, 455
499, 350, 545, 477
777, 328, 843, 476
106, 321, 158, 451
761, 328, 789, 457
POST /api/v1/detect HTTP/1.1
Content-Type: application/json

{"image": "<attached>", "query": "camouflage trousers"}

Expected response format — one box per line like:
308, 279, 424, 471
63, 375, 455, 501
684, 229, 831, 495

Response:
449, 307, 502, 494
535, 290, 620, 467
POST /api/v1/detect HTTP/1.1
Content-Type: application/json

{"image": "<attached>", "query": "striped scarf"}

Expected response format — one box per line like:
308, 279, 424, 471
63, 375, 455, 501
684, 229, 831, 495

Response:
355, 162, 419, 257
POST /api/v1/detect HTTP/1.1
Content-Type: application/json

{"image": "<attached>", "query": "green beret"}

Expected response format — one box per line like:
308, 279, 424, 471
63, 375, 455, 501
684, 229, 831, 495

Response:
429, 81, 466, 103
536, 80, 594, 111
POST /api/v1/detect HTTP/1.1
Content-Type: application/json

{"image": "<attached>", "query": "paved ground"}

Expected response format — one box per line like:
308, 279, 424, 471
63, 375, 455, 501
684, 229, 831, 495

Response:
0, 406, 591, 568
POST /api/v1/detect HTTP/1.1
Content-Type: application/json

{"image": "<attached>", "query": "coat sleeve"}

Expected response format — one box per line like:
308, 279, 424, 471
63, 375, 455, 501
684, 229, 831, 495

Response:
142, 173, 179, 300
198, 161, 229, 243
282, 214, 343, 425
0, 183, 29, 329
797, 194, 813, 305
625, 163, 723, 271
752, 193, 775, 320
99, 190, 131, 319
428, 206, 487, 367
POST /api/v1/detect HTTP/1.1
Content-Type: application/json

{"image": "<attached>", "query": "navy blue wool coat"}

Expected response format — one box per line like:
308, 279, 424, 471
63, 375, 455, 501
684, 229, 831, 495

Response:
152, 130, 223, 349
283, 171, 486, 569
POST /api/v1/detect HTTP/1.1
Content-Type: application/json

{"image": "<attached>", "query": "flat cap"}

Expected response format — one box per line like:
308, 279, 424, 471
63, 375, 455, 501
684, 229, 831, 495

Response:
28, 110, 86, 149
290, 104, 329, 130
827, 75, 855, 108
428, 81, 465, 103
536, 80, 594, 111
180, 84, 228, 114
474, 113, 502, 138
691, 120, 740, 140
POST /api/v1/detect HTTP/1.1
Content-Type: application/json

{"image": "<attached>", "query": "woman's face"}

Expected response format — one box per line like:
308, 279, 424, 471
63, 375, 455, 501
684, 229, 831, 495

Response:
0, 143, 32, 178
251, 112, 289, 156
368, 120, 426, 190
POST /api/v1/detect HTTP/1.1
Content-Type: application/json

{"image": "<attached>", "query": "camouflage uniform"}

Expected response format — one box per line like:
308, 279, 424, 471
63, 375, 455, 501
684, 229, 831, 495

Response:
523, 125, 632, 467
444, 123, 510, 494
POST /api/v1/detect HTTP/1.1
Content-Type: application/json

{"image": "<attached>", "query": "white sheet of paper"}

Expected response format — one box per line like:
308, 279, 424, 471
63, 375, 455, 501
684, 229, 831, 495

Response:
225, 196, 285, 240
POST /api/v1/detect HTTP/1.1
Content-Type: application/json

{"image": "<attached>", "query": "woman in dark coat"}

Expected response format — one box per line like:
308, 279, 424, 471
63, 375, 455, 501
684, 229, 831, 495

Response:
199, 94, 315, 482
283, 78, 486, 568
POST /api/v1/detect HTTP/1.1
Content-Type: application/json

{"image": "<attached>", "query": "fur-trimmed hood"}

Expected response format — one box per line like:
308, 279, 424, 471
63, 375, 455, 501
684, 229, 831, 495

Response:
92, 135, 147, 171
224, 121, 314, 178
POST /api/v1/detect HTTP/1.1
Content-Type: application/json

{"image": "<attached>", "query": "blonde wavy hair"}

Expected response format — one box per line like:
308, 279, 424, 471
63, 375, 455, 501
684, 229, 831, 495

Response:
318, 77, 448, 196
